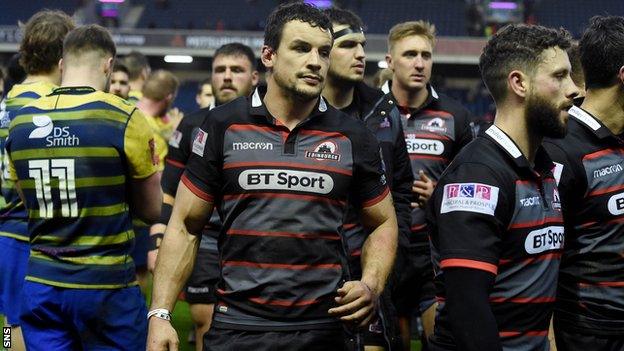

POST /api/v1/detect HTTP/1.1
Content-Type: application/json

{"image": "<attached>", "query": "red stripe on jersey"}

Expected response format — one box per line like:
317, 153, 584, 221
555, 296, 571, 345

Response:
222, 260, 341, 270
166, 158, 185, 168
421, 109, 453, 119
362, 187, 390, 208
223, 161, 352, 176
228, 124, 277, 134
222, 192, 346, 206
521, 252, 562, 265
248, 296, 320, 307
299, 129, 349, 140
408, 132, 451, 141
579, 281, 624, 287
351, 249, 361, 257
181, 174, 214, 202
490, 296, 555, 303
583, 148, 623, 161
588, 184, 624, 197
343, 223, 357, 230
409, 154, 449, 162
440, 258, 498, 275
498, 258, 513, 265
508, 217, 562, 229
227, 229, 341, 241
411, 223, 427, 232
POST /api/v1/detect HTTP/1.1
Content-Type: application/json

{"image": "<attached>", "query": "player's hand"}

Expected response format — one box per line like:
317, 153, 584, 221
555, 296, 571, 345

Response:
147, 317, 179, 351
167, 108, 184, 131
411, 170, 434, 208
328, 280, 377, 328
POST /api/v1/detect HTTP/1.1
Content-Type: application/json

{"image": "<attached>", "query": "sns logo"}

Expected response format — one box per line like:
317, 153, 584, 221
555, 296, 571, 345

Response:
405, 138, 444, 155
607, 192, 624, 215
525, 226, 564, 254
239, 169, 334, 194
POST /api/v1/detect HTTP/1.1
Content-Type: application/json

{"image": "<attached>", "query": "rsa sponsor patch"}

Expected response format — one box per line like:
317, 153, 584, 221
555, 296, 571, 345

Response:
524, 226, 564, 254
305, 141, 340, 161
238, 169, 334, 194
405, 138, 444, 155
440, 183, 499, 216
192, 129, 207, 156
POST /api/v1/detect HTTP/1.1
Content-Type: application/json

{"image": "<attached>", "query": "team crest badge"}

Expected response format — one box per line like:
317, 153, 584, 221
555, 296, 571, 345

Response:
305, 141, 340, 161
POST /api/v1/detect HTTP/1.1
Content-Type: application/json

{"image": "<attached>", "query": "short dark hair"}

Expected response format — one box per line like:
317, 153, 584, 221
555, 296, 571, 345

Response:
479, 24, 572, 102
264, 2, 333, 50
214, 43, 257, 70
63, 25, 116, 60
579, 16, 624, 89
197, 77, 211, 94
123, 51, 150, 80
567, 43, 584, 88
19, 10, 75, 75
113, 62, 129, 75
323, 7, 363, 29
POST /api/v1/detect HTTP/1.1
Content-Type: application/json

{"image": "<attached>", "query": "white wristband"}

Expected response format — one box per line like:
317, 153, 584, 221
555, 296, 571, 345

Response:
147, 308, 172, 321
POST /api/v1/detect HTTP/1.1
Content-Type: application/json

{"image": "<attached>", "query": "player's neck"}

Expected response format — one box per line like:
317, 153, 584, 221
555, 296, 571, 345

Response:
322, 76, 355, 110
582, 87, 624, 135
390, 81, 428, 109
61, 69, 105, 91
22, 71, 60, 86
493, 104, 540, 165
264, 77, 319, 131
129, 79, 144, 93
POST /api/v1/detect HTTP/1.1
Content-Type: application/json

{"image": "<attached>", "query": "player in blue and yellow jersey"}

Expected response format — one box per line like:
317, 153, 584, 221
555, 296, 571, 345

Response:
0, 10, 74, 350
6, 25, 162, 350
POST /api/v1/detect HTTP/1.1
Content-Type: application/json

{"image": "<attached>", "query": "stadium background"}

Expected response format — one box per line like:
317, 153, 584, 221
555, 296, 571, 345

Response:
0, 1, 623, 350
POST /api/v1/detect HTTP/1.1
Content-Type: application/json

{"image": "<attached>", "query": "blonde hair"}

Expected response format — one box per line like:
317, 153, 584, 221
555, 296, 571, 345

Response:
142, 70, 179, 101
387, 20, 436, 53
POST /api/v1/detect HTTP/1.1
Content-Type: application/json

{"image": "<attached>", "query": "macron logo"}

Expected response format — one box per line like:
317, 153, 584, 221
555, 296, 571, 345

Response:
29, 115, 53, 139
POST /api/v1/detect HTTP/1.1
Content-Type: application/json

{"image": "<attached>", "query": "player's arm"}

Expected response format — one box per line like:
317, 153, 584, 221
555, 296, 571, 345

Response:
125, 110, 163, 223
390, 112, 414, 249
329, 132, 398, 327
428, 162, 510, 351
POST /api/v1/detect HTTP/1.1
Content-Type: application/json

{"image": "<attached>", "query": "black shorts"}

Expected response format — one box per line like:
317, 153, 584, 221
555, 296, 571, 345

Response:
555, 325, 624, 351
203, 327, 352, 351
185, 248, 219, 304
392, 245, 435, 317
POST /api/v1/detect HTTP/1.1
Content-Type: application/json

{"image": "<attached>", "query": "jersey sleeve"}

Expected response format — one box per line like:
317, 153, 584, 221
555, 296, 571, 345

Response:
161, 115, 196, 196
181, 118, 222, 203
427, 161, 510, 275
124, 110, 159, 179
351, 128, 390, 208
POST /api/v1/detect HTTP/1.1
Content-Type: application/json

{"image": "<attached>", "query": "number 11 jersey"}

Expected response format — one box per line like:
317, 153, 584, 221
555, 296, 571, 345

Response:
5, 86, 158, 289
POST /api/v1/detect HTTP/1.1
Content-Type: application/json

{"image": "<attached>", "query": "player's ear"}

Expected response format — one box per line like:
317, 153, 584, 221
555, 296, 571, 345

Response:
508, 70, 528, 99
261, 45, 275, 69
251, 70, 260, 86
617, 65, 624, 86
385, 54, 393, 71
104, 57, 113, 75
58, 58, 64, 76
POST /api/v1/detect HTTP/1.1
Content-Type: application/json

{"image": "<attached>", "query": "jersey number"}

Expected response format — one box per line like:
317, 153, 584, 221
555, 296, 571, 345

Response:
28, 159, 78, 218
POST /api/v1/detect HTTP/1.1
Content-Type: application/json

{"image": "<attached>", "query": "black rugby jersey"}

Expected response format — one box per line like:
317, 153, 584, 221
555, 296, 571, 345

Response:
544, 106, 624, 335
183, 88, 389, 330
382, 82, 473, 249
427, 125, 564, 350
162, 108, 218, 252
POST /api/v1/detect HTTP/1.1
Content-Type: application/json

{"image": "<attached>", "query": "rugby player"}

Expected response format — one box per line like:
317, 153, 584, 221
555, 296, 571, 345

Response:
196, 78, 215, 109
123, 50, 151, 104
0, 10, 74, 350
109, 62, 131, 100
383, 20, 474, 350
148, 42, 259, 351
6, 24, 162, 350
427, 24, 578, 350
543, 15, 624, 351
322, 7, 412, 350
147, 3, 397, 350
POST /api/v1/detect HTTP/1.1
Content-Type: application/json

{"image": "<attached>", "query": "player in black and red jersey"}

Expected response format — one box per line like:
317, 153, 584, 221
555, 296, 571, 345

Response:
544, 16, 624, 351
383, 20, 474, 350
427, 24, 578, 351
147, 3, 397, 350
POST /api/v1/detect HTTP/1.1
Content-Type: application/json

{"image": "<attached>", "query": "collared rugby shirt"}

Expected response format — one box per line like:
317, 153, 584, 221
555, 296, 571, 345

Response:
183, 88, 389, 330
382, 82, 473, 249
427, 125, 564, 350
544, 106, 624, 335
